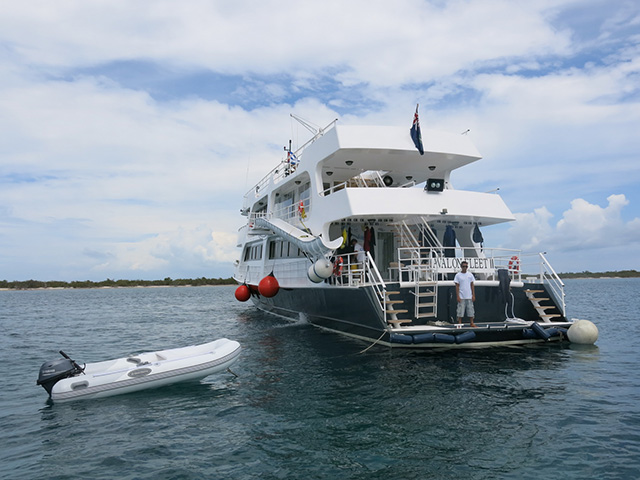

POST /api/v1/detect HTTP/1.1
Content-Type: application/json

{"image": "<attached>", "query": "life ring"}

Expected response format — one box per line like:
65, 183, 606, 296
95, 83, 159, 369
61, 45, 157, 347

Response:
508, 255, 520, 273
333, 257, 343, 276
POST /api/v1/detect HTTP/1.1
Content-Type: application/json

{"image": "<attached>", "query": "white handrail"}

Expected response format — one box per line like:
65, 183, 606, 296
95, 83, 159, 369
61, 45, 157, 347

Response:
539, 253, 566, 316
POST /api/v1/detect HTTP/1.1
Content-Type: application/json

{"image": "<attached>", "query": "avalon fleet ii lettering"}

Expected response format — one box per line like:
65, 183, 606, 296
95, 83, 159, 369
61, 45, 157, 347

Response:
433, 257, 495, 272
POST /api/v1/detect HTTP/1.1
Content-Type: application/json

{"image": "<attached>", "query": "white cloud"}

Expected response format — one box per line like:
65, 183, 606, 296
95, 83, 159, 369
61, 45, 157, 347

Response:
1, 0, 574, 84
507, 207, 554, 251
92, 225, 238, 276
0, 0, 639, 279
508, 194, 640, 254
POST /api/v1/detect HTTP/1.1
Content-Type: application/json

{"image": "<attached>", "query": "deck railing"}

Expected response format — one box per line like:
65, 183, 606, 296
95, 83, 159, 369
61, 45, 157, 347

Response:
244, 160, 300, 202
319, 172, 416, 197
538, 252, 566, 316
235, 236, 565, 317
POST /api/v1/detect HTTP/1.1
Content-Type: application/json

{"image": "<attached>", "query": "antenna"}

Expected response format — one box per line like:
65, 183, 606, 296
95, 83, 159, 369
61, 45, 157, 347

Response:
289, 115, 339, 153
290, 114, 322, 135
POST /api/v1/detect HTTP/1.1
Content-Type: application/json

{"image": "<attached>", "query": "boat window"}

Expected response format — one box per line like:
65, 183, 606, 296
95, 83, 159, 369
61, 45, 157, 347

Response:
243, 243, 263, 262
268, 239, 304, 259
298, 182, 310, 201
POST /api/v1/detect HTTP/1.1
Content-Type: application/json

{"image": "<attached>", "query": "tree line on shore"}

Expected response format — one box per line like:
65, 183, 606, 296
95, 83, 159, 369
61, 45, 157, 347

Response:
0, 277, 236, 290
1, 270, 638, 290
557, 270, 639, 279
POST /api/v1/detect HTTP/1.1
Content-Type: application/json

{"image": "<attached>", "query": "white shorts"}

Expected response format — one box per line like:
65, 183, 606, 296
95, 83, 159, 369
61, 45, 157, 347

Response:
457, 299, 475, 318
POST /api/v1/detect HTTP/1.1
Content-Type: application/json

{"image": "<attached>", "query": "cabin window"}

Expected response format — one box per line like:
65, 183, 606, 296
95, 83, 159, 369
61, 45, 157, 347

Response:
298, 182, 310, 201
268, 239, 304, 259
243, 243, 263, 262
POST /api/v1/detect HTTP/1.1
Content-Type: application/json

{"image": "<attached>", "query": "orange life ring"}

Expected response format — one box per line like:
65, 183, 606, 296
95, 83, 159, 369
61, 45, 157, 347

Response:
333, 257, 343, 276
508, 255, 520, 273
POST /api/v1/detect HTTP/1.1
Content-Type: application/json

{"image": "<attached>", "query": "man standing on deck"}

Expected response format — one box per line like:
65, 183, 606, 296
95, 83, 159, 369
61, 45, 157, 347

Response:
454, 261, 476, 327
351, 238, 366, 282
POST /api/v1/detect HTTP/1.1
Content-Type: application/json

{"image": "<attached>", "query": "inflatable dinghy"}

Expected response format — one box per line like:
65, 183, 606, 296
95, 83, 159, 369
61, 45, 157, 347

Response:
37, 338, 241, 403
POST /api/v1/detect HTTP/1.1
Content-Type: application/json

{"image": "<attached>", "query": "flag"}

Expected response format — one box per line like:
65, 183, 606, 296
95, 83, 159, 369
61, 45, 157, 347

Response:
287, 150, 298, 165
410, 104, 424, 155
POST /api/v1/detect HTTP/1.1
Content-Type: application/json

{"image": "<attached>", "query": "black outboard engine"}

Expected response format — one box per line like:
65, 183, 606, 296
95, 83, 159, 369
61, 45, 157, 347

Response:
37, 351, 85, 396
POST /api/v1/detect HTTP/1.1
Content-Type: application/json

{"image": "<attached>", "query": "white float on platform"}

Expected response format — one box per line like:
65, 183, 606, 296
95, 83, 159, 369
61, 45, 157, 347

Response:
567, 319, 599, 345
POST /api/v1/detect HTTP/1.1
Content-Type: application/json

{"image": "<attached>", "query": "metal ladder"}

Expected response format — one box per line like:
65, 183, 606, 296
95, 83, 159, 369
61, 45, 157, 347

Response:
414, 280, 437, 319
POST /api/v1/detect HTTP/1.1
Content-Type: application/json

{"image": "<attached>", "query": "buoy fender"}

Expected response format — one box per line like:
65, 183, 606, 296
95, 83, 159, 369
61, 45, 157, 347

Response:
413, 333, 456, 344
567, 319, 598, 345
234, 284, 251, 302
531, 322, 551, 340
412, 333, 436, 344
313, 259, 333, 279
258, 274, 280, 297
455, 331, 477, 344
544, 327, 560, 338
433, 333, 456, 344
307, 265, 323, 283
390, 333, 413, 344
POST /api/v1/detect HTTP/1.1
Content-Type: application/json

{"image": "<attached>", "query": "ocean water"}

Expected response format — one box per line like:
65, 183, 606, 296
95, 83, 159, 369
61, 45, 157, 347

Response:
1, 279, 639, 480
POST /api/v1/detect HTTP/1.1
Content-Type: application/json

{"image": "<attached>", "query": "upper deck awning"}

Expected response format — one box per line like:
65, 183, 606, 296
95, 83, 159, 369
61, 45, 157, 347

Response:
302, 125, 482, 185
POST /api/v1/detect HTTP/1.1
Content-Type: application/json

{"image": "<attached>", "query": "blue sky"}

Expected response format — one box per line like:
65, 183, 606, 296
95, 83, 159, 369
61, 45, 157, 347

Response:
1, 0, 639, 281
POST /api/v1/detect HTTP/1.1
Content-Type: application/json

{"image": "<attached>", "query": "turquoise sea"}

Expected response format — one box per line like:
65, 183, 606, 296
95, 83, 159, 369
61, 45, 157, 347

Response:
1, 279, 639, 479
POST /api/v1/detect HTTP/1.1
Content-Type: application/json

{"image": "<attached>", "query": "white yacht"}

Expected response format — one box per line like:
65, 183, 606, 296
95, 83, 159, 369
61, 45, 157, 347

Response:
233, 117, 573, 348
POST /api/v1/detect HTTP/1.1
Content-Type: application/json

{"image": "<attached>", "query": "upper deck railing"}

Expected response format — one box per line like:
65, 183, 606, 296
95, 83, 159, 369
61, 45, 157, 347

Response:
246, 160, 299, 201
244, 118, 339, 202
320, 172, 416, 197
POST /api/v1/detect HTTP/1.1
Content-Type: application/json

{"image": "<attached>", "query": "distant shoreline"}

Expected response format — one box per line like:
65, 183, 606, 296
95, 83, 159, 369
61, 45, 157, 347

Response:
1, 271, 638, 291
0, 277, 237, 291
557, 270, 639, 280
0, 285, 235, 292
562, 276, 639, 280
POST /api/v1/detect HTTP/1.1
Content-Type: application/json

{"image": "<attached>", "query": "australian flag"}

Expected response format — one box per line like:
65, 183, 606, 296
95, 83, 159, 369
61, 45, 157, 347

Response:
410, 104, 424, 155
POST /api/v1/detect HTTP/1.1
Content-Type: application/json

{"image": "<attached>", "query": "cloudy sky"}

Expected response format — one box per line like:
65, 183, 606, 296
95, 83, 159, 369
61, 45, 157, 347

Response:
1, 0, 639, 281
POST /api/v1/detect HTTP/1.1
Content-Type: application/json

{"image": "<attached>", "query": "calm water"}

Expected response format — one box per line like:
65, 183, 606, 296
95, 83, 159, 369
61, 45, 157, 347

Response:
1, 279, 639, 479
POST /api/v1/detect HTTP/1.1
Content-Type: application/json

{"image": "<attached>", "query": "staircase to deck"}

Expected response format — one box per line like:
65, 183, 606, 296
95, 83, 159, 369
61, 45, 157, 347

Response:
525, 289, 563, 322
382, 290, 411, 329
384, 220, 442, 327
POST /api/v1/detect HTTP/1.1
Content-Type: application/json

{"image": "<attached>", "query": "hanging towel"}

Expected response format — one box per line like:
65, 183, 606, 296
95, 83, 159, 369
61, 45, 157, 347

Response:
443, 225, 456, 258
473, 223, 484, 250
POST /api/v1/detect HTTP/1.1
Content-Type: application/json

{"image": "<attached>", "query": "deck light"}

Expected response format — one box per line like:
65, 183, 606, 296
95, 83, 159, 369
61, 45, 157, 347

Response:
326, 171, 333, 176
345, 160, 353, 166
426, 178, 445, 192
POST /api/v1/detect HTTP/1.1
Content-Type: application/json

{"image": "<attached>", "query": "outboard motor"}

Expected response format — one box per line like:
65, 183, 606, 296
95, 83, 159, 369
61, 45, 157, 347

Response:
36, 351, 85, 396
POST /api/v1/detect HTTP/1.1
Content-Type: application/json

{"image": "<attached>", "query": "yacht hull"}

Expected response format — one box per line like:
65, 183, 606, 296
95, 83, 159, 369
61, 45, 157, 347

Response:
247, 283, 570, 349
